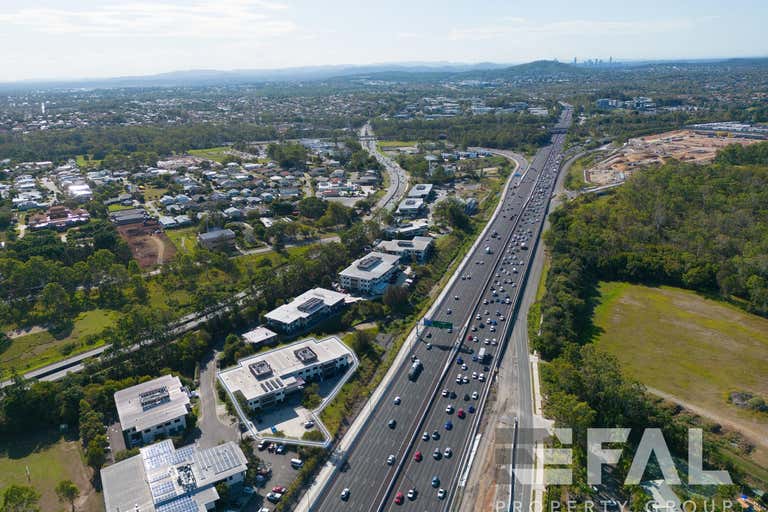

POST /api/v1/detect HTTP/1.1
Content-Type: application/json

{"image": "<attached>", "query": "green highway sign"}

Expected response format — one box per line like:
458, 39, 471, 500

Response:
425, 319, 453, 330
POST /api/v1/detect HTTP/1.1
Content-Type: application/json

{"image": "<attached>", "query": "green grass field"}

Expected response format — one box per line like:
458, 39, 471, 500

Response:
593, 282, 768, 466
564, 152, 601, 190
377, 140, 417, 152
142, 186, 168, 202
0, 309, 120, 378
165, 226, 199, 254
75, 154, 102, 169
188, 146, 232, 162
0, 431, 100, 512
107, 203, 133, 212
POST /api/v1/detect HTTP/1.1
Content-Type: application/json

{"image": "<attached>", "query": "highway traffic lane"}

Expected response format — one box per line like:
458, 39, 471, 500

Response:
316, 150, 545, 511
381, 136, 567, 511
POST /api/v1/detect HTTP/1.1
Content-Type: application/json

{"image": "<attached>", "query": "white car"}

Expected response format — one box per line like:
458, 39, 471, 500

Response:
479, 373, 485, 382
387, 454, 395, 465
341, 488, 350, 500
394, 396, 401, 405
472, 371, 478, 379
445, 404, 454, 413
472, 391, 479, 400
442, 389, 449, 397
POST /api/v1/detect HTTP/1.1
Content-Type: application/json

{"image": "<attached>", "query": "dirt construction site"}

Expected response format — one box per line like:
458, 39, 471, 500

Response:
585, 129, 763, 185
117, 222, 177, 268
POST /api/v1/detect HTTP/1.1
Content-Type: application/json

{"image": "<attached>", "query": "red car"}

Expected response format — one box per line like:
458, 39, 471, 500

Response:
457, 409, 466, 419
395, 492, 404, 505
414, 451, 423, 462
272, 486, 287, 494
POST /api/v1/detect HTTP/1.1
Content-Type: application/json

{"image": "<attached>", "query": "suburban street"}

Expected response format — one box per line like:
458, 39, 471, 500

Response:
313, 108, 572, 512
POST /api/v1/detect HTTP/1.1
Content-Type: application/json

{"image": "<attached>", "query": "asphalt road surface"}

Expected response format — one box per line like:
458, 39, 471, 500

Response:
314, 109, 572, 512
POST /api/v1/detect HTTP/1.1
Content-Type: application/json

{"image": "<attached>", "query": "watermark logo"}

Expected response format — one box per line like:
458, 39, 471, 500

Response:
496, 427, 731, 486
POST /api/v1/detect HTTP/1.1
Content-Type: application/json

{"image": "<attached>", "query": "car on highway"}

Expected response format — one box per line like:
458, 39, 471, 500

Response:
441, 388, 449, 397
387, 454, 395, 465
433, 448, 441, 459
414, 451, 422, 462
271, 486, 287, 494
340, 488, 350, 501
457, 357, 464, 365
438, 488, 447, 500
266, 492, 282, 503
472, 391, 479, 400
445, 404, 454, 413
432, 430, 440, 440
445, 420, 453, 430
394, 492, 404, 505
432, 476, 440, 488
388, 419, 396, 429
457, 408, 466, 419
444, 447, 453, 458
407, 489, 417, 500
393, 396, 401, 405
479, 373, 486, 382
422, 431, 430, 441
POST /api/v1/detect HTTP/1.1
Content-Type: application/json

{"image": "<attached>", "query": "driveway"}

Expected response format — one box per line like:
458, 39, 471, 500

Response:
197, 351, 239, 448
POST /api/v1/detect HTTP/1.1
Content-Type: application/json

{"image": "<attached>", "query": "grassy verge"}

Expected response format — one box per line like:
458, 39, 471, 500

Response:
0, 430, 100, 512
0, 309, 120, 378
564, 152, 603, 190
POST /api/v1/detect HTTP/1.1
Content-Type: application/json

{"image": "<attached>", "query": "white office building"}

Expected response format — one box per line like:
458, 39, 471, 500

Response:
338, 251, 400, 294
218, 336, 352, 411
101, 439, 247, 512
264, 287, 348, 334
375, 236, 434, 262
115, 375, 191, 447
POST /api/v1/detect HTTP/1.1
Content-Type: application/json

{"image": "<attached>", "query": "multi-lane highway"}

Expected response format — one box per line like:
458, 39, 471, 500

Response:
360, 122, 409, 212
314, 108, 572, 512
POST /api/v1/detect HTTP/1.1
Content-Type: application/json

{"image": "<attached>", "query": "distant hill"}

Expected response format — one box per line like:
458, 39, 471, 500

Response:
2, 57, 766, 90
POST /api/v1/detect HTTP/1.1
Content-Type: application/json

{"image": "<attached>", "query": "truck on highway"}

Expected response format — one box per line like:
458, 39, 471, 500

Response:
477, 347, 489, 363
408, 359, 423, 381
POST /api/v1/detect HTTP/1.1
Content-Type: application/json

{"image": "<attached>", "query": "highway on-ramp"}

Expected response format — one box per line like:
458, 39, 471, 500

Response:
314, 108, 572, 512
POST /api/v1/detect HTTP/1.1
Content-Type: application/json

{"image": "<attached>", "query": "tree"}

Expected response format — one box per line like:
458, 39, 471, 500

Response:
85, 439, 106, 471
55, 481, 79, 512
298, 197, 328, 219
38, 282, 71, 324
0, 485, 40, 512
433, 197, 471, 231
383, 286, 410, 315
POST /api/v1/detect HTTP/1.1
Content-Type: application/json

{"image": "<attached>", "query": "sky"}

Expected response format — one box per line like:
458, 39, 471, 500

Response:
1, 0, 767, 82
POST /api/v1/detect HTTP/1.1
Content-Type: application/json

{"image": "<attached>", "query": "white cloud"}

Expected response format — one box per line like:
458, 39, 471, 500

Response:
0, 0, 297, 39
448, 17, 706, 42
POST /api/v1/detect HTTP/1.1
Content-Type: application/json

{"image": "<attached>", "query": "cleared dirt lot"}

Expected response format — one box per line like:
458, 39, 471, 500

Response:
586, 129, 763, 185
116, 222, 177, 268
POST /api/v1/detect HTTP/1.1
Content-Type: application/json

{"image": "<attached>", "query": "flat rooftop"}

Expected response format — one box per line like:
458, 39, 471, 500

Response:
264, 287, 347, 326
407, 183, 434, 197
339, 251, 400, 281
242, 326, 278, 344
115, 375, 190, 433
101, 439, 247, 512
376, 236, 433, 253
218, 336, 352, 402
